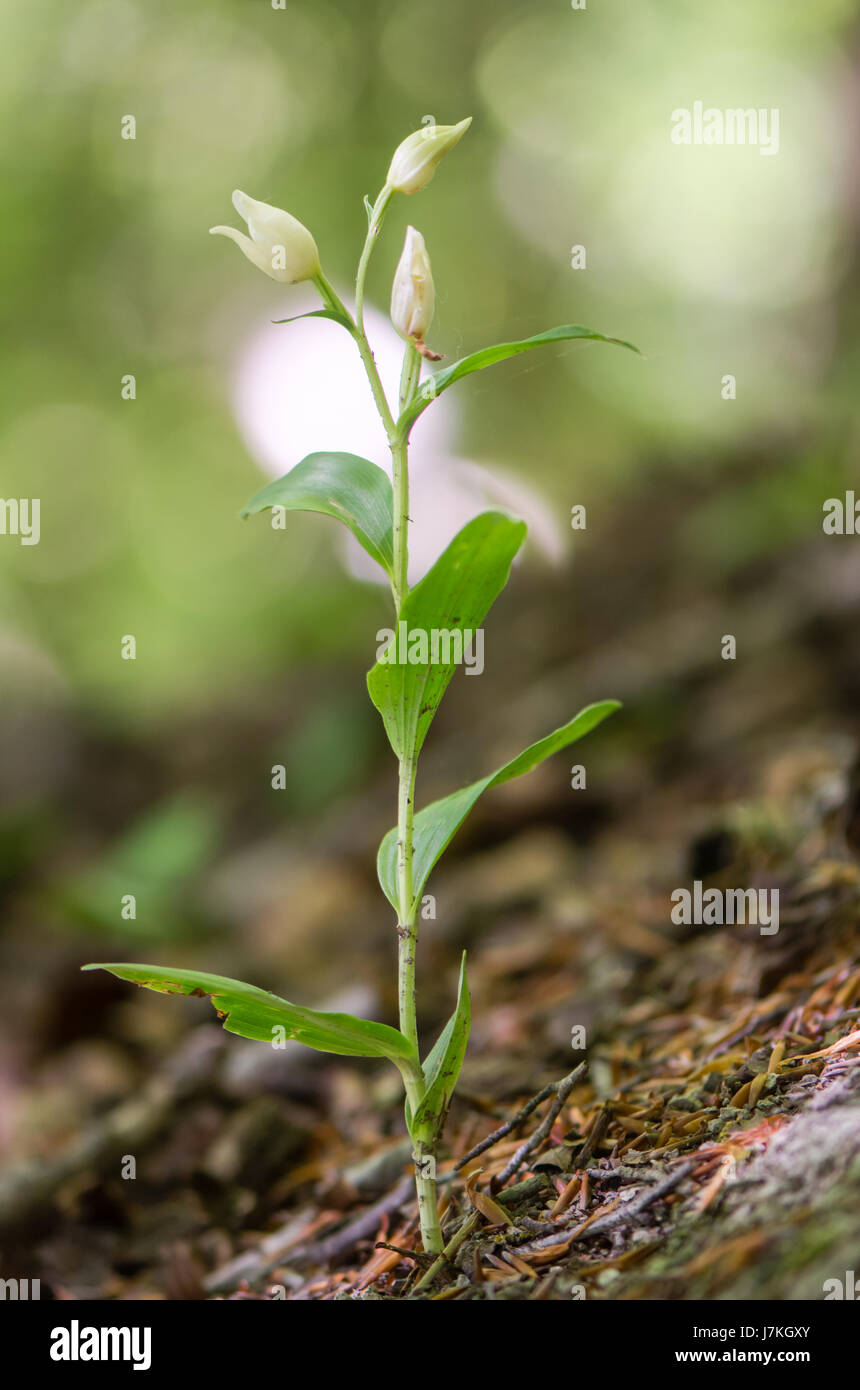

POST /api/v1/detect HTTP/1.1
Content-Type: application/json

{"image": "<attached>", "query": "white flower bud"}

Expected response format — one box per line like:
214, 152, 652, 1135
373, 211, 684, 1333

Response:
390, 226, 441, 359
210, 190, 320, 284
386, 118, 471, 196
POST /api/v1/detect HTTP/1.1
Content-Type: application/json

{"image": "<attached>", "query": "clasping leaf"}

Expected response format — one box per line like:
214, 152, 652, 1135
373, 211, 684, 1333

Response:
378, 700, 621, 914
82, 963, 418, 1071
272, 307, 353, 331
399, 324, 640, 434
367, 511, 526, 760
241, 452, 394, 580
406, 953, 470, 1144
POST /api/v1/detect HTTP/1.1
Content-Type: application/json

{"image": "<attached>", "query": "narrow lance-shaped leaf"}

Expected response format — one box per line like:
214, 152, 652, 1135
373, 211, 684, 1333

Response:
241, 451, 394, 580
272, 307, 353, 330
407, 953, 470, 1144
82, 963, 418, 1071
378, 700, 621, 915
367, 511, 526, 760
399, 324, 640, 434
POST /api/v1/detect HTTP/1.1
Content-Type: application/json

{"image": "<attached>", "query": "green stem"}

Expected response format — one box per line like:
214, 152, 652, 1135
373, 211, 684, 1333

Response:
314, 268, 396, 441
319, 225, 444, 1255
389, 346, 443, 1253
394, 343, 421, 1049
399, 340, 421, 414
399, 1056, 442, 1253
397, 753, 418, 1050
352, 189, 397, 442
355, 328, 398, 443
391, 342, 419, 615
412, 1134, 444, 1254
390, 431, 410, 619
356, 185, 393, 336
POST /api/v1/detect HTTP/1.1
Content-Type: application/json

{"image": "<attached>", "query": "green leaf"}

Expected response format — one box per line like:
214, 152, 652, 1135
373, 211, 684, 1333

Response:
272, 307, 353, 330
408, 953, 470, 1143
240, 452, 394, 579
378, 700, 621, 914
399, 324, 640, 433
82, 962, 417, 1070
367, 512, 526, 759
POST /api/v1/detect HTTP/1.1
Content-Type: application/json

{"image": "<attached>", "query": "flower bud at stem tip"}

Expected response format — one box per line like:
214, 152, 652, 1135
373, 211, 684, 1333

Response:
390, 226, 441, 360
386, 118, 471, 195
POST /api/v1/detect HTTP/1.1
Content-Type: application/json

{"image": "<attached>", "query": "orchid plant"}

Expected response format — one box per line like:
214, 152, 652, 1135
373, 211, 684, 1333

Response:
85, 121, 637, 1256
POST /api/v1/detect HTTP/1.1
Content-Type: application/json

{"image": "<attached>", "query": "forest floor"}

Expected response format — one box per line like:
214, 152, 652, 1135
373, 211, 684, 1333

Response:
2, 729, 858, 1301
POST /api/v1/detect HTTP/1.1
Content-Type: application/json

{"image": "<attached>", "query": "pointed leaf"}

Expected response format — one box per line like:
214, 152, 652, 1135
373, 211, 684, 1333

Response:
408, 953, 470, 1143
367, 512, 526, 759
241, 452, 394, 578
378, 701, 621, 913
400, 324, 640, 432
82, 963, 417, 1069
272, 307, 353, 330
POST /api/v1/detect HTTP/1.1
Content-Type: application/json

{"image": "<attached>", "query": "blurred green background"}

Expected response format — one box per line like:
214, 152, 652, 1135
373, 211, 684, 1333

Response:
1, 0, 859, 1015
